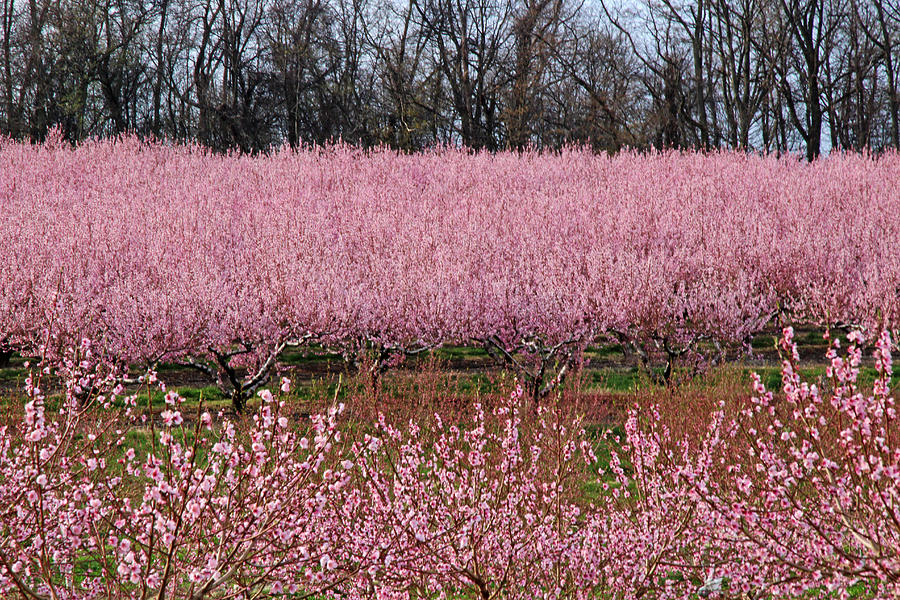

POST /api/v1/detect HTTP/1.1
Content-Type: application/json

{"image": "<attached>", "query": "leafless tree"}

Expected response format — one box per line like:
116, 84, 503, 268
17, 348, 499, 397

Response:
0, 0, 896, 155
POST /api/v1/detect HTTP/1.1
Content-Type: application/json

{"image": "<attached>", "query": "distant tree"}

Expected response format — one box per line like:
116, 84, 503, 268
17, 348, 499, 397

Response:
0, 0, 896, 153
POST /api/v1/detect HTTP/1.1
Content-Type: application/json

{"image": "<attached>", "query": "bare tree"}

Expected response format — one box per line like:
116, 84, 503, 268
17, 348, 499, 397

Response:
503, 0, 571, 148
850, 0, 899, 147
823, 0, 881, 149
548, 16, 644, 150
708, 0, 774, 148
416, 0, 513, 149
600, 0, 706, 148
362, 0, 442, 149
777, 0, 845, 159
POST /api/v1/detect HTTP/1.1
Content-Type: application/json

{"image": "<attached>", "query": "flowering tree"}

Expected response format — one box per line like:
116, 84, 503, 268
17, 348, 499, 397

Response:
574, 401, 742, 599
338, 384, 598, 599
3, 138, 900, 408
0, 351, 354, 598
689, 327, 900, 598
613, 326, 900, 598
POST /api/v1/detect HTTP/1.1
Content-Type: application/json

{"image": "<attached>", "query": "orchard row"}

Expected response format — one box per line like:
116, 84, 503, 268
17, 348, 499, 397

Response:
3, 137, 900, 404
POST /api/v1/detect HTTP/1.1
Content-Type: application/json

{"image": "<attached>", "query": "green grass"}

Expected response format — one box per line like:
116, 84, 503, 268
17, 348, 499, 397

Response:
450, 371, 499, 395
0, 368, 24, 383
278, 345, 342, 366
731, 364, 899, 393
585, 343, 627, 359
586, 367, 654, 393
434, 345, 490, 361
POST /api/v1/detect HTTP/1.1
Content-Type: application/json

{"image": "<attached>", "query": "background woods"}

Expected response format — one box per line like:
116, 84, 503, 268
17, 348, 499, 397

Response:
1, 0, 898, 155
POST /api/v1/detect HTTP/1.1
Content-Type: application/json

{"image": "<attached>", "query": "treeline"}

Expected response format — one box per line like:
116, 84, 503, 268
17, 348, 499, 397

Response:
1, 0, 898, 156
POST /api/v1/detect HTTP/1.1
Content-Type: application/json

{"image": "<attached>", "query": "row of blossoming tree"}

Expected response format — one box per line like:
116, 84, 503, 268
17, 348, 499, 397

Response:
1, 327, 897, 598
3, 135, 900, 408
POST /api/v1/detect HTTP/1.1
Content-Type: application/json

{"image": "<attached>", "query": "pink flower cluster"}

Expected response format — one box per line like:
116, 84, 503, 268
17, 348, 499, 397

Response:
696, 328, 900, 597
615, 327, 900, 598
0, 361, 352, 599
336, 384, 597, 599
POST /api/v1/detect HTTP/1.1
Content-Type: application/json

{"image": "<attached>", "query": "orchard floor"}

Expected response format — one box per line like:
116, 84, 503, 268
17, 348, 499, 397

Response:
0, 326, 892, 422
